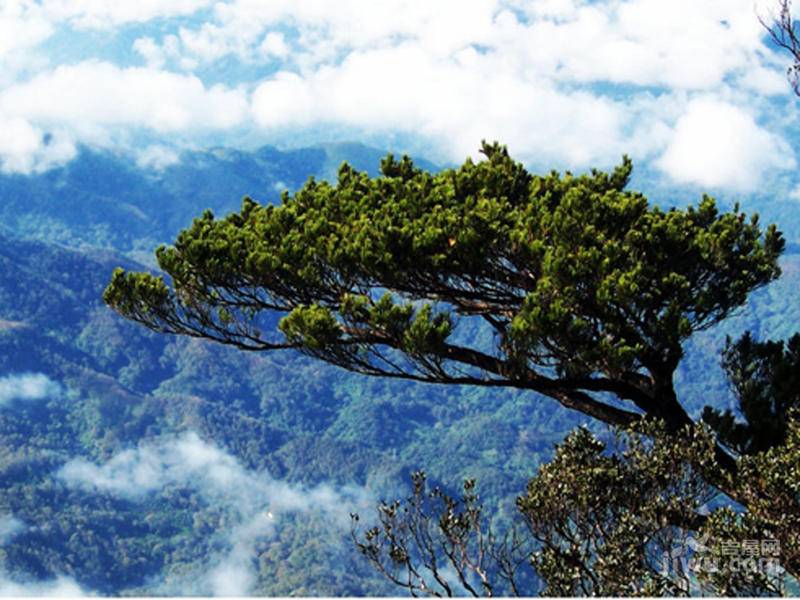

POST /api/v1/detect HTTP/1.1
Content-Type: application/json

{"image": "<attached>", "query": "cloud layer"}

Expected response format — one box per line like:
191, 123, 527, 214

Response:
58, 432, 371, 596
657, 97, 796, 190
0, 514, 24, 545
0, 0, 797, 192
0, 574, 86, 597
0, 373, 61, 407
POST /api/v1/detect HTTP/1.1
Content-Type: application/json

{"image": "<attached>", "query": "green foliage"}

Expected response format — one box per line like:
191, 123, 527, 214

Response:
357, 418, 798, 597
703, 332, 800, 454
522, 418, 797, 595
517, 423, 718, 596
352, 471, 536, 597
716, 414, 800, 578
280, 303, 343, 349
105, 142, 784, 443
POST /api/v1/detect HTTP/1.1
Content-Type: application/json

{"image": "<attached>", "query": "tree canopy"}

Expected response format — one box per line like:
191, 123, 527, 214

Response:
104, 142, 783, 446
704, 332, 800, 455
354, 415, 799, 596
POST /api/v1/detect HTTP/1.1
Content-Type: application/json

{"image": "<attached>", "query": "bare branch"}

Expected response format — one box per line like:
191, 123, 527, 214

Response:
760, 0, 800, 95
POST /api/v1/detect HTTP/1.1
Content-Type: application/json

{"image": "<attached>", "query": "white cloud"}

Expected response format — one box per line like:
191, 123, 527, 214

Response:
206, 513, 272, 596
134, 34, 196, 71
0, 373, 61, 406
136, 145, 181, 170
39, 0, 213, 30
147, 0, 785, 91
0, 515, 24, 545
0, 2, 52, 63
58, 431, 366, 516
657, 97, 795, 191
0, 0, 796, 190
1, 61, 248, 132
0, 61, 247, 173
0, 574, 87, 597
132, 37, 167, 70
512, 0, 582, 19
522, 0, 770, 90
157, 0, 499, 66
58, 432, 371, 596
0, 0, 211, 80
251, 41, 658, 168
0, 117, 76, 174
0, 1, 54, 87
0, 117, 46, 172
233, 0, 795, 177
258, 32, 289, 59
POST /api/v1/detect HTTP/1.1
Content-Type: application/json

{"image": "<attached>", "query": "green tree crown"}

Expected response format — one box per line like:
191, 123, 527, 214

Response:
104, 142, 783, 440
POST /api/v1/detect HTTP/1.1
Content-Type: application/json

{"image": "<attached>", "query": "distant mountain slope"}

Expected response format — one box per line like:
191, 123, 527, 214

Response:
0, 185, 562, 594
0, 142, 438, 259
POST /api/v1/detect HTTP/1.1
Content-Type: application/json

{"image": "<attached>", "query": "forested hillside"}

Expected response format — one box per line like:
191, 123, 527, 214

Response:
0, 144, 797, 595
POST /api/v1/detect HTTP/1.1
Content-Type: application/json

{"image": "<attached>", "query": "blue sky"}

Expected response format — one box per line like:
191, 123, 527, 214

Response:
1, 0, 799, 196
